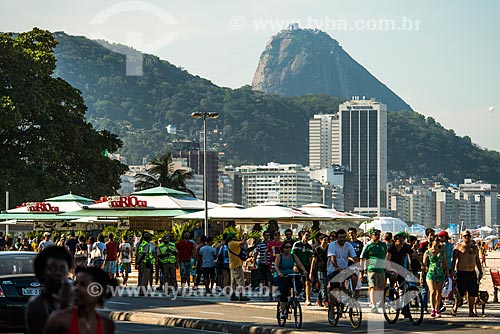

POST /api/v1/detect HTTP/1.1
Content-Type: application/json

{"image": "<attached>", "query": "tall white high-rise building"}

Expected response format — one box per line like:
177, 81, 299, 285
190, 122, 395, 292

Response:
309, 114, 340, 169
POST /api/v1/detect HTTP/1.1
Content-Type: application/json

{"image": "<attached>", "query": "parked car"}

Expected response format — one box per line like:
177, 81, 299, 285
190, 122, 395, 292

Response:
0, 251, 40, 331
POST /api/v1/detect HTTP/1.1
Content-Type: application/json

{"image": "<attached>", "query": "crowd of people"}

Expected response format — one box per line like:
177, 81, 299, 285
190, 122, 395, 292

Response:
0, 224, 492, 332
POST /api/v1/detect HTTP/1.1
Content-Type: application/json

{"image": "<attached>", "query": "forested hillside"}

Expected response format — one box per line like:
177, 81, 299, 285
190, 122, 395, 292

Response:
52, 32, 500, 183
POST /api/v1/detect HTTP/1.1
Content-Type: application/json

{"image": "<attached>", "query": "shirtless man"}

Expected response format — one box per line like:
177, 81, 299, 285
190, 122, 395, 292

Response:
451, 230, 483, 316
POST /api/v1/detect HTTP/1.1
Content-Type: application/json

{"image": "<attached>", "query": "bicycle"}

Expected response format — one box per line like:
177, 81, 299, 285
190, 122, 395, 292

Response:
327, 272, 362, 329
276, 273, 304, 329
383, 274, 423, 326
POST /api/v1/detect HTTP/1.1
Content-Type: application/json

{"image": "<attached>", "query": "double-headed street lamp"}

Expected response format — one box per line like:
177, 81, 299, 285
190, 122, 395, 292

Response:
191, 111, 219, 237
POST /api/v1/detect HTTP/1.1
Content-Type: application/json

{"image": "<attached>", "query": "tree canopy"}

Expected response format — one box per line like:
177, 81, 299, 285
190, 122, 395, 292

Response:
0, 28, 128, 208
134, 152, 194, 196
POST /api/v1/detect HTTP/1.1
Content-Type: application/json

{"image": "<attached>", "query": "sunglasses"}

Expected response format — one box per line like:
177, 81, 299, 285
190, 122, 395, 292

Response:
463, 234, 471, 237
283, 246, 291, 249
304, 234, 310, 238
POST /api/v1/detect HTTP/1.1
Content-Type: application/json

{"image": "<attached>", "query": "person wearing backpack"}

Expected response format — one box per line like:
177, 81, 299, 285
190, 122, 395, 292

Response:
215, 235, 230, 288
227, 232, 250, 301
90, 234, 106, 268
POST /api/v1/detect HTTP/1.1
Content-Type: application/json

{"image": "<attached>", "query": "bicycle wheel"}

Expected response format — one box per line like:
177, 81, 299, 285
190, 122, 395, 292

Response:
327, 302, 341, 326
276, 301, 287, 327
383, 287, 400, 324
293, 299, 302, 329
405, 287, 423, 326
348, 299, 363, 329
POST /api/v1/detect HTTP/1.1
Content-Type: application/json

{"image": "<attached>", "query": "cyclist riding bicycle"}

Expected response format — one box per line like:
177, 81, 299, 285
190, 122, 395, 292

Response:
327, 229, 360, 305
386, 232, 421, 286
385, 232, 421, 317
274, 240, 308, 319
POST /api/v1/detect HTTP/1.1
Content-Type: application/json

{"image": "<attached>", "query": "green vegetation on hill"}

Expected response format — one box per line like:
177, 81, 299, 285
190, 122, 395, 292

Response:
51, 32, 500, 183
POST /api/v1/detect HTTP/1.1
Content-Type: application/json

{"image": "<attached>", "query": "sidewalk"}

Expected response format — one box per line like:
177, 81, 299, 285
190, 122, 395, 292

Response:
111, 267, 500, 333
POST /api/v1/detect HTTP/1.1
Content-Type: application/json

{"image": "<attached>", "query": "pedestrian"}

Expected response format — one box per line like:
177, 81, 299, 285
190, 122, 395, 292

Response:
86, 236, 95, 266
284, 229, 296, 243
90, 234, 106, 268
215, 235, 230, 289
136, 232, 155, 296
418, 228, 436, 313
0, 231, 5, 251
193, 235, 207, 290
25, 246, 73, 334
291, 231, 314, 305
451, 230, 483, 317
44, 266, 116, 334
253, 231, 271, 293
39, 232, 54, 252
31, 236, 40, 252
310, 234, 329, 307
157, 234, 178, 294
118, 235, 132, 286
64, 232, 78, 257
360, 229, 387, 313
383, 232, 393, 247
329, 231, 337, 243
423, 235, 449, 318
348, 227, 364, 299
199, 236, 217, 295
20, 238, 33, 251
227, 232, 250, 301
104, 233, 118, 279
74, 235, 88, 268
176, 231, 195, 291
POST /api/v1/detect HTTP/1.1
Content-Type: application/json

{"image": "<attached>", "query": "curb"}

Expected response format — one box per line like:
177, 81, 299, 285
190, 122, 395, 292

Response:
109, 311, 303, 334
108, 308, 500, 333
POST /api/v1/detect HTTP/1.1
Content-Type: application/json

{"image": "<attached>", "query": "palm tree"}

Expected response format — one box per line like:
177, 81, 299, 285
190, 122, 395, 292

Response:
134, 153, 196, 196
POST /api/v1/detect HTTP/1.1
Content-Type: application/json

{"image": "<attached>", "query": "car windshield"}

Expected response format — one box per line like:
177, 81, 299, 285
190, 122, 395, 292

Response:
0, 255, 36, 275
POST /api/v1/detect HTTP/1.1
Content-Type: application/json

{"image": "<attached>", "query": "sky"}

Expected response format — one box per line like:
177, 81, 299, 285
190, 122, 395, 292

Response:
2, 0, 499, 152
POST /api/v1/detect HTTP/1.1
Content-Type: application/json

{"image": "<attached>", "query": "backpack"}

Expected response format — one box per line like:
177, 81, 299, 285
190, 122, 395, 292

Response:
74, 243, 88, 266
228, 243, 248, 262
90, 243, 103, 260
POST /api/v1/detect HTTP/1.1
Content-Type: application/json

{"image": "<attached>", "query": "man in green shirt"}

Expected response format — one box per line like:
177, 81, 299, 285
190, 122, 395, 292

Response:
361, 229, 387, 313
292, 231, 313, 305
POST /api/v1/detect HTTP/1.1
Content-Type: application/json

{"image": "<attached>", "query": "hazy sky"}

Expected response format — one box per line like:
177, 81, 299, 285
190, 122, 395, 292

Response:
2, 0, 499, 152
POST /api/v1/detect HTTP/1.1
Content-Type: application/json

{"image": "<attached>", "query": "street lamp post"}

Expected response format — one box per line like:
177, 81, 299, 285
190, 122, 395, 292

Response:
191, 111, 219, 236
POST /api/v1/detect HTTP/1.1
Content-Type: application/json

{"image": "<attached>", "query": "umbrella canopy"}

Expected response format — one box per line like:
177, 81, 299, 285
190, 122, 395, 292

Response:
299, 203, 372, 222
485, 235, 499, 241
232, 202, 321, 223
478, 226, 494, 233
84, 187, 217, 211
360, 217, 409, 234
174, 203, 245, 220
7, 193, 95, 213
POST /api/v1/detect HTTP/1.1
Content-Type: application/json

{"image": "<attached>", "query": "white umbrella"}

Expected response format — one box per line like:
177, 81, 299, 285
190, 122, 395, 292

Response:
360, 217, 409, 234
174, 203, 245, 220
232, 202, 320, 223
485, 235, 499, 241
299, 203, 372, 222
478, 226, 494, 233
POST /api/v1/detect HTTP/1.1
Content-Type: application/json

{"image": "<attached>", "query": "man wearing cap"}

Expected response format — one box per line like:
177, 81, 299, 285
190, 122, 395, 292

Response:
39, 232, 54, 252
227, 232, 250, 301
361, 229, 387, 313
451, 230, 483, 316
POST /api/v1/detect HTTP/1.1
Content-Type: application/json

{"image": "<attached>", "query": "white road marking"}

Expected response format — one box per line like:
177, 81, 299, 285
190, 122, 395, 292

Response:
199, 311, 224, 315
251, 316, 276, 321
